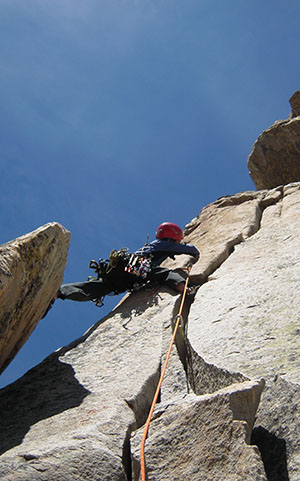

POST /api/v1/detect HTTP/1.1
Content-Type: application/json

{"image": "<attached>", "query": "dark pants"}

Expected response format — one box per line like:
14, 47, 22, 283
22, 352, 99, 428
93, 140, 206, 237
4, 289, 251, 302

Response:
59, 267, 186, 302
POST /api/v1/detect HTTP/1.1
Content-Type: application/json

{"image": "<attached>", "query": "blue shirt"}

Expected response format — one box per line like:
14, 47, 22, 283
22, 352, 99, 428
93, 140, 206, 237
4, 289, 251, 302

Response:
135, 239, 200, 266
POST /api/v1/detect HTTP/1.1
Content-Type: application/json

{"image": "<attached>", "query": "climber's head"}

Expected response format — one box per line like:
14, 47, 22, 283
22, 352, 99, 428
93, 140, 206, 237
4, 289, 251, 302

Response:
155, 222, 184, 241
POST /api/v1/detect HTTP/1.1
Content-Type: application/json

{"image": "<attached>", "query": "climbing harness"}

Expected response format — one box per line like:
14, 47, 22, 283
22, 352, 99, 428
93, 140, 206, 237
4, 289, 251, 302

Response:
88, 245, 153, 308
140, 266, 192, 481
124, 236, 152, 279
124, 254, 152, 279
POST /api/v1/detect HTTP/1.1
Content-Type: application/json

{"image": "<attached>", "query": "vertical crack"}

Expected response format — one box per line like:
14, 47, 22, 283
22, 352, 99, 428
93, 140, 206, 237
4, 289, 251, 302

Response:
122, 429, 133, 481
187, 188, 284, 288
171, 291, 247, 395
124, 366, 161, 431
171, 189, 286, 395
123, 365, 162, 480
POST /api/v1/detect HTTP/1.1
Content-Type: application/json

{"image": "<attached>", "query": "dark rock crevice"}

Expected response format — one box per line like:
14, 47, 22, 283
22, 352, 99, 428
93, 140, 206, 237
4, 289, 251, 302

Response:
122, 429, 133, 481
252, 376, 300, 481
122, 368, 163, 481
124, 366, 161, 432
169, 291, 247, 396
251, 427, 289, 481
124, 286, 250, 477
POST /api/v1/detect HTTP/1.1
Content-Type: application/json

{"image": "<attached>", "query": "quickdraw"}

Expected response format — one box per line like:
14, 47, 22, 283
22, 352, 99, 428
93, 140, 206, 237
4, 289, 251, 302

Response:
94, 296, 105, 308
89, 259, 108, 279
106, 248, 130, 274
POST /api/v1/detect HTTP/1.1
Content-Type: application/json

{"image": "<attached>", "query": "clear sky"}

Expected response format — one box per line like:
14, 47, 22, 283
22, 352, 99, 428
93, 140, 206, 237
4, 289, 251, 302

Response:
1, 0, 300, 388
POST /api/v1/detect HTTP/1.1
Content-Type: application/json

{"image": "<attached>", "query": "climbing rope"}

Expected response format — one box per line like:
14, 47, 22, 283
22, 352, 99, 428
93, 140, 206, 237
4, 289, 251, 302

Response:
140, 266, 192, 481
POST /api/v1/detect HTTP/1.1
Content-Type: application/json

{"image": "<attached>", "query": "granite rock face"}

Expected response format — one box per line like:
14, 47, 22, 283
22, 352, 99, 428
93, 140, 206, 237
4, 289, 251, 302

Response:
0, 289, 195, 481
248, 118, 300, 190
252, 376, 300, 481
248, 92, 300, 190
0, 223, 70, 374
188, 185, 300, 384
0, 283, 260, 481
0, 182, 300, 479
132, 380, 266, 481
188, 183, 300, 480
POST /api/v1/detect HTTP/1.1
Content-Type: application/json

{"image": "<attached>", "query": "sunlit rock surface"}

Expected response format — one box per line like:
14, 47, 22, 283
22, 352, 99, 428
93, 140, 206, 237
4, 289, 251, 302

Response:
188, 185, 300, 384
0, 184, 299, 479
0, 222, 70, 374
132, 380, 266, 481
188, 183, 300, 480
0, 289, 189, 480
248, 92, 300, 190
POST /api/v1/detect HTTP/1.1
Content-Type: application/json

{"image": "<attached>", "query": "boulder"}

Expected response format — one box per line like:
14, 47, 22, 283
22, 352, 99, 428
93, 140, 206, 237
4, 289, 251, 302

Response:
248, 93, 300, 190
289, 90, 300, 118
0, 223, 70, 374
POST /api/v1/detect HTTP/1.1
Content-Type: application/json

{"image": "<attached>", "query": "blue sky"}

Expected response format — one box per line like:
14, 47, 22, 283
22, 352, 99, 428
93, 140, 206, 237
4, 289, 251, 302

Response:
1, 0, 300, 388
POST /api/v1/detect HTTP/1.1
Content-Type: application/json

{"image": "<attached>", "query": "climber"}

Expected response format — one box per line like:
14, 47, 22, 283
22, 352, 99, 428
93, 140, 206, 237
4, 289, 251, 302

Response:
44, 222, 199, 314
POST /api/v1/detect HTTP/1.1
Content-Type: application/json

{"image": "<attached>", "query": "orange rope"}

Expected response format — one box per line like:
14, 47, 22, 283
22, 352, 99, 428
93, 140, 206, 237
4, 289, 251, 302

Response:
140, 269, 191, 481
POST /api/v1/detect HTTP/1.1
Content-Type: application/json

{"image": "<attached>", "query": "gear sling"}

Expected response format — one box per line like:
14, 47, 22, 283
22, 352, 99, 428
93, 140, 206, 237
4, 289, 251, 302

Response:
58, 248, 153, 305
88, 248, 152, 306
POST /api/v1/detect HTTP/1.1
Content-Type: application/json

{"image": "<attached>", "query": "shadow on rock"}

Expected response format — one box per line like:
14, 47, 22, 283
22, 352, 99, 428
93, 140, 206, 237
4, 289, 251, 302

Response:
251, 426, 289, 481
118, 285, 166, 321
0, 354, 90, 455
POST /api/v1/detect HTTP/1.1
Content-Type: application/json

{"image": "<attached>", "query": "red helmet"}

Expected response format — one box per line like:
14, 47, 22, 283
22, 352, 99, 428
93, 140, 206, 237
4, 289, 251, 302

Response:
155, 222, 183, 241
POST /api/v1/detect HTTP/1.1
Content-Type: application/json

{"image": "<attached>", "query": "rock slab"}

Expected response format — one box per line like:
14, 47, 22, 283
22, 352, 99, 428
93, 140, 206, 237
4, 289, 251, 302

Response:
0, 288, 178, 480
0, 222, 70, 374
132, 380, 266, 481
188, 185, 300, 384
